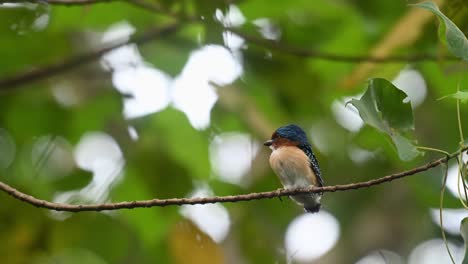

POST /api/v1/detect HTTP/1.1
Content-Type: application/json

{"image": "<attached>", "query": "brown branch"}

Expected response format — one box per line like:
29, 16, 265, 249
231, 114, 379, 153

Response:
0, 0, 173, 16
1, 146, 466, 212
0, 0, 172, 16
0, 0, 118, 5
128, 0, 172, 14
225, 27, 457, 63
0, 21, 183, 91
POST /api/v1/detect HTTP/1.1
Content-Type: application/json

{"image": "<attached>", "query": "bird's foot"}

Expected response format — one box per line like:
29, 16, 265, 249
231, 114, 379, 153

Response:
277, 188, 283, 202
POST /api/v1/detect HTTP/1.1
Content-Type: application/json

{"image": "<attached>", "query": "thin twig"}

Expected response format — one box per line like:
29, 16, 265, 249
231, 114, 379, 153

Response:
440, 162, 456, 264
0, 0, 174, 15
0, 146, 466, 212
0, 21, 183, 91
0, 0, 177, 16
128, 0, 171, 14
226, 27, 457, 63
0, 0, 117, 5
456, 82, 465, 143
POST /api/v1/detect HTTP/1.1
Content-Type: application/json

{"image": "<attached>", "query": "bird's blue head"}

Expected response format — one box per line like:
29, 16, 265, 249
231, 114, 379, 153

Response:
264, 124, 309, 149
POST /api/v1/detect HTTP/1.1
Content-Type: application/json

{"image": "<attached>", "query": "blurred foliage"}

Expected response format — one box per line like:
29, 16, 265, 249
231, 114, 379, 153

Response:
441, 90, 468, 102
414, 1, 468, 60
0, 0, 467, 263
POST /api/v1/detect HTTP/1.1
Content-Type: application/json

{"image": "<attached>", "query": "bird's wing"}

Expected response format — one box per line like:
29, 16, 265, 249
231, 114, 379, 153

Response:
298, 144, 324, 187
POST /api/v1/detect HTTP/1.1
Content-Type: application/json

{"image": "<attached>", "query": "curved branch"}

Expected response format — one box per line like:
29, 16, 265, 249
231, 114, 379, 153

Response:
1, 146, 466, 212
0, 0, 118, 5
0, 0, 172, 15
225, 28, 457, 63
0, 21, 183, 91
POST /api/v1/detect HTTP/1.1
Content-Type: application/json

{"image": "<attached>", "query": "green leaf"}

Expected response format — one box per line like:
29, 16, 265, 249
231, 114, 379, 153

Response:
349, 84, 386, 133
412, 1, 468, 60
439, 91, 468, 103
372, 79, 415, 131
461, 217, 468, 264
348, 78, 421, 161
392, 134, 421, 161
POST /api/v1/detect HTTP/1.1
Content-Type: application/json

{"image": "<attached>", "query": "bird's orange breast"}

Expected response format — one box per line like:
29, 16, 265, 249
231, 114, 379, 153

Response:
269, 146, 319, 187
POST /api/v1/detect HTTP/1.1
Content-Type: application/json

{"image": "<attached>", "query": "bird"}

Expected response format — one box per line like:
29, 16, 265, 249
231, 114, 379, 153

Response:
264, 124, 324, 213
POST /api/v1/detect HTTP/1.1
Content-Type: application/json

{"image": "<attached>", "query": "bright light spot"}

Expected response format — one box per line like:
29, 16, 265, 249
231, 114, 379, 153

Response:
180, 186, 231, 243
100, 22, 141, 71
32, 14, 49, 31
348, 146, 374, 164
180, 45, 242, 86
101, 45, 143, 71
102, 21, 135, 43
0, 128, 16, 169
51, 132, 124, 219
392, 68, 427, 109
285, 211, 340, 262
209, 133, 259, 186
408, 239, 464, 264
222, 31, 245, 51
215, 5, 246, 54
0, 3, 24, 8
0, 2, 37, 9
253, 18, 281, 40
112, 66, 171, 119
127, 126, 139, 141
51, 81, 80, 107
74, 132, 122, 172
430, 208, 468, 235
355, 250, 404, 264
31, 136, 74, 178
215, 5, 245, 27
172, 78, 218, 129
172, 45, 242, 129
446, 152, 468, 200
101, 22, 172, 119
331, 96, 364, 132
102, 23, 243, 130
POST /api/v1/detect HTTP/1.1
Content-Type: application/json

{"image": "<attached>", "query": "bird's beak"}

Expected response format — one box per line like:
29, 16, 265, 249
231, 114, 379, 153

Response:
263, 139, 273, 146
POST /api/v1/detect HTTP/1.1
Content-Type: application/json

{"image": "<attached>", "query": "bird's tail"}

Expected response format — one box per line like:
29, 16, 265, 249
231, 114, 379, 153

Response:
291, 193, 321, 213
304, 203, 321, 213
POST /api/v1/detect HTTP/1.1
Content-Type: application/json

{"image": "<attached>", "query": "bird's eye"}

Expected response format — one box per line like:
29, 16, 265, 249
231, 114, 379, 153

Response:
271, 132, 278, 139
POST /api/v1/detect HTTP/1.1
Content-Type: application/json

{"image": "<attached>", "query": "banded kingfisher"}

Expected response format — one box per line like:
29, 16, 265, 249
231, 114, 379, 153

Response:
264, 124, 324, 213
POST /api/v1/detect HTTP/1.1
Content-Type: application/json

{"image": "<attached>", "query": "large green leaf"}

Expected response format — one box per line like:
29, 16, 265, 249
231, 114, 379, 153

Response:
412, 2, 468, 60
461, 217, 468, 264
349, 78, 421, 161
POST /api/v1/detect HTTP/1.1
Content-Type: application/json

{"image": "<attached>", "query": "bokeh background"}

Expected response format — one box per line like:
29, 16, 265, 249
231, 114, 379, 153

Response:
0, 0, 467, 263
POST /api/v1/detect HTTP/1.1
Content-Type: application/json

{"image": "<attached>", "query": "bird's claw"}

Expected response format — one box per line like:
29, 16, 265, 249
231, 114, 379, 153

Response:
277, 188, 283, 202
